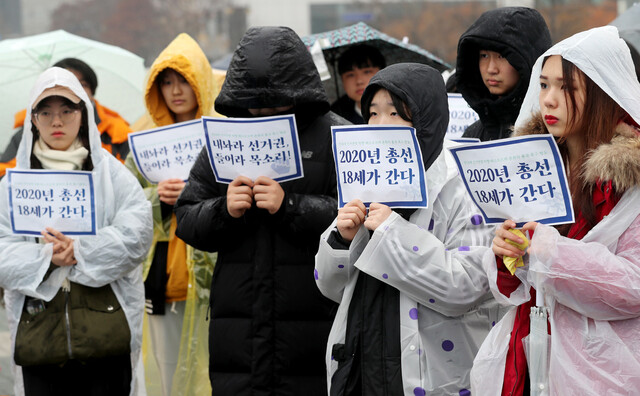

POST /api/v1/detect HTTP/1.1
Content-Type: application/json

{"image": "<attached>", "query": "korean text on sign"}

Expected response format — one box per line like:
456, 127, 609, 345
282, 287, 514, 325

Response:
445, 93, 480, 140
448, 135, 574, 226
202, 114, 303, 183
332, 125, 427, 209
6, 169, 97, 236
128, 119, 206, 184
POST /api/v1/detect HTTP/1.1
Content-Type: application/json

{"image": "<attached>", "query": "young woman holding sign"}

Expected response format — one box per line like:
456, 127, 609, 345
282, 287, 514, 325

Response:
314, 63, 500, 396
123, 33, 220, 396
0, 67, 152, 395
472, 26, 640, 395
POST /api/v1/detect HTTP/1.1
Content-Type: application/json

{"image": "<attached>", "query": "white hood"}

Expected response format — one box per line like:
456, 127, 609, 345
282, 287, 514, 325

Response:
16, 67, 103, 168
516, 25, 640, 128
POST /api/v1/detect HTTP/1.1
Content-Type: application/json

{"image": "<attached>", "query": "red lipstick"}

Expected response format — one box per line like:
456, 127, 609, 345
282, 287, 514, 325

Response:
544, 115, 558, 125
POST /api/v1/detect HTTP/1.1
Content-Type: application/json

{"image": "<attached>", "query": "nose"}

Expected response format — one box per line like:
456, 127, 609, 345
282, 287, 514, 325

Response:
542, 89, 557, 109
172, 81, 182, 95
487, 57, 499, 74
51, 113, 64, 125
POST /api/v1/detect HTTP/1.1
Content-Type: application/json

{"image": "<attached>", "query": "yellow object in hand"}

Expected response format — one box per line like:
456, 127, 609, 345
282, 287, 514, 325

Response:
503, 229, 529, 275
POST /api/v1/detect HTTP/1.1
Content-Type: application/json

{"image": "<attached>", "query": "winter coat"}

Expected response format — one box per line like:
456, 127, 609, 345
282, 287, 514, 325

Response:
471, 26, 640, 396
330, 95, 364, 124
173, 26, 349, 396
0, 67, 152, 396
455, 7, 551, 141
315, 63, 502, 396
1, 100, 131, 178
124, 32, 218, 396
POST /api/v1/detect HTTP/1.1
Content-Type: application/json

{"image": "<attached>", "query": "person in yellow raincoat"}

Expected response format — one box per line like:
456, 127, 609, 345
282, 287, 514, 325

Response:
124, 33, 223, 396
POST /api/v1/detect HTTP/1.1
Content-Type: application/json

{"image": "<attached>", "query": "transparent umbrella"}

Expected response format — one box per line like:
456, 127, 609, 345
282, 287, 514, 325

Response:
0, 30, 146, 151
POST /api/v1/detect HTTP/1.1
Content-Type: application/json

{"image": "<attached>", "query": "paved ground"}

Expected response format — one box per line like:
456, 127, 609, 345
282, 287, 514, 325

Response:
0, 305, 13, 396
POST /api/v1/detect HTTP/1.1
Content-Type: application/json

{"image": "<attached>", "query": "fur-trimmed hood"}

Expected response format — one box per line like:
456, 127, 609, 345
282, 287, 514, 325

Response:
514, 114, 640, 193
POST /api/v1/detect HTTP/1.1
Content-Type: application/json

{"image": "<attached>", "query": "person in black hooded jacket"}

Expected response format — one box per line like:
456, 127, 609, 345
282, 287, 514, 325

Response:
173, 26, 349, 396
315, 63, 497, 396
455, 7, 551, 141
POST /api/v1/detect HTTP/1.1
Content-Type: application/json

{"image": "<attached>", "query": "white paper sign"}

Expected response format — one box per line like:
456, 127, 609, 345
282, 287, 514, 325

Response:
446, 93, 479, 140
202, 115, 303, 183
7, 169, 97, 236
332, 125, 427, 208
128, 120, 205, 184
448, 135, 574, 226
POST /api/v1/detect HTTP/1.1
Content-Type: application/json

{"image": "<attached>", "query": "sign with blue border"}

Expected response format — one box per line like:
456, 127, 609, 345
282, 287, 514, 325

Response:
448, 135, 574, 226
128, 119, 205, 184
202, 115, 303, 184
446, 93, 479, 140
332, 125, 427, 209
7, 169, 97, 236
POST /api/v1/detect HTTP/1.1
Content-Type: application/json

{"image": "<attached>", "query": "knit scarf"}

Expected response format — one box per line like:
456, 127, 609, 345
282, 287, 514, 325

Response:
33, 138, 89, 170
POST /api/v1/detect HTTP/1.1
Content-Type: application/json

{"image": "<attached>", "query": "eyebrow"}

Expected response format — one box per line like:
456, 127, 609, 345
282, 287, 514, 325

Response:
540, 74, 563, 81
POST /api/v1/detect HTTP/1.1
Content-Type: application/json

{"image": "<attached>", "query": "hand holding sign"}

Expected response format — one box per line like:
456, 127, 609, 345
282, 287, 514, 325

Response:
336, 199, 367, 242
227, 176, 254, 218
157, 178, 186, 205
364, 203, 392, 231
41, 227, 77, 267
253, 176, 285, 215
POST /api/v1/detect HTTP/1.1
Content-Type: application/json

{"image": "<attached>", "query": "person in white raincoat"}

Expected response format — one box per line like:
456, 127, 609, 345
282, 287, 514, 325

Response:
471, 26, 640, 396
315, 63, 502, 396
0, 67, 152, 396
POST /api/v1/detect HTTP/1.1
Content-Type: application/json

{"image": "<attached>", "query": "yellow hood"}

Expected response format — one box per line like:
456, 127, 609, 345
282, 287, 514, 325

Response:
144, 33, 216, 126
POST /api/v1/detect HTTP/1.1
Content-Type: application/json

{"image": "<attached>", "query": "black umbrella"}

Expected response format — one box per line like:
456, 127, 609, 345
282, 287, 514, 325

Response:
302, 22, 450, 102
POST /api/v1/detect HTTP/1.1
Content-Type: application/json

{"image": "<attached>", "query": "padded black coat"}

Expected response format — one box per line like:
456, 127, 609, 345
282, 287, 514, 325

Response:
174, 26, 348, 396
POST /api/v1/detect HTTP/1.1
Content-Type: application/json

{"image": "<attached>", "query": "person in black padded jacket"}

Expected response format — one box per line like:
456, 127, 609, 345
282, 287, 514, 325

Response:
174, 26, 350, 396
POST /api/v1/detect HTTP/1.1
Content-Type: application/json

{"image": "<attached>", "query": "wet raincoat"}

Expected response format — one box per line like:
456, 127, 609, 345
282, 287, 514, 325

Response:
174, 26, 348, 395
471, 26, 640, 395
315, 63, 502, 396
455, 7, 551, 141
124, 33, 218, 396
0, 67, 152, 396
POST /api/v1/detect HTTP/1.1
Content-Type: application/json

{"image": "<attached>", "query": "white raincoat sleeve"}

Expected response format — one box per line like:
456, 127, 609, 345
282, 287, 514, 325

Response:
528, 215, 640, 321
354, 177, 492, 317
315, 221, 370, 303
69, 159, 153, 287
0, 180, 59, 300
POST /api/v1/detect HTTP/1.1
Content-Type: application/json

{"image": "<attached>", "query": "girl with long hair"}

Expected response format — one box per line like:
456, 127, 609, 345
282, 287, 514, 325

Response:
471, 26, 640, 395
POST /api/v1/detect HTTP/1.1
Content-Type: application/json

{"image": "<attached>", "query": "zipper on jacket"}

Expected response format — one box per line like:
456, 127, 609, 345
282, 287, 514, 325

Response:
64, 288, 73, 359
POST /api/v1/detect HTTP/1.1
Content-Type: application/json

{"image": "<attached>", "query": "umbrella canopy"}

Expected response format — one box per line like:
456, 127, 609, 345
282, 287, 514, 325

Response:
0, 30, 146, 151
302, 22, 450, 102
609, 4, 640, 79
609, 3, 640, 31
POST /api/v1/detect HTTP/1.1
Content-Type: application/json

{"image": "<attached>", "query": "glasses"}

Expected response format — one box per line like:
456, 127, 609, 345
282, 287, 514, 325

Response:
33, 108, 80, 124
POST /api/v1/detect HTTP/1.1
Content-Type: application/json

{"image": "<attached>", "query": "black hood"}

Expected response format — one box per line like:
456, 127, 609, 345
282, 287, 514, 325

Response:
455, 7, 551, 126
361, 63, 448, 171
215, 26, 330, 121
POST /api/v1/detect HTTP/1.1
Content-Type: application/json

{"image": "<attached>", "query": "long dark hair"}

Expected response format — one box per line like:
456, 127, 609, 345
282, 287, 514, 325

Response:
547, 57, 625, 234
30, 96, 93, 171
